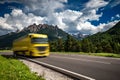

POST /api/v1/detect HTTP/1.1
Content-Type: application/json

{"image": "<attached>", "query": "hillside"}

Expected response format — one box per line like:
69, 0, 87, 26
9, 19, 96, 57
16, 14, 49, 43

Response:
87, 21, 120, 42
106, 21, 120, 35
85, 21, 120, 53
0, 24, 68, 49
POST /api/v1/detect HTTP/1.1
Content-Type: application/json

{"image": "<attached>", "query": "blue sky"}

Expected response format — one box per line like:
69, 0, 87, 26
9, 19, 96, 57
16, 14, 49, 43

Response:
0, 0, 120, 35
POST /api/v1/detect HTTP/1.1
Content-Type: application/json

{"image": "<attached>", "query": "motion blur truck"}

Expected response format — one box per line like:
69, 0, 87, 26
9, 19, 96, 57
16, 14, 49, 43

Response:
12, 33, 49, 57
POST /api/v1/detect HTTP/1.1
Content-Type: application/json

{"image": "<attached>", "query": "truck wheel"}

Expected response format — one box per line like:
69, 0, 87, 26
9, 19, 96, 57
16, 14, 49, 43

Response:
30, 51, 33, 58
13, 51, 17, 58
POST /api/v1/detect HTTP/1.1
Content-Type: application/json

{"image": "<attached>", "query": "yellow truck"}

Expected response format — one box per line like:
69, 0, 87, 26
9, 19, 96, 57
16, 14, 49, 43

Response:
12, 33, 49, 57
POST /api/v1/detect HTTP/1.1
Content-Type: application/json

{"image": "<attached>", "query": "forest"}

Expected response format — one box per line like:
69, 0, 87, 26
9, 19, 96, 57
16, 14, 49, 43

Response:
50, 34, 120, 54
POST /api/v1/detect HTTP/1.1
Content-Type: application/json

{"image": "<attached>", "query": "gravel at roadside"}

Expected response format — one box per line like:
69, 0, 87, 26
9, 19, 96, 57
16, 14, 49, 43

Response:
20, 59, 73, 80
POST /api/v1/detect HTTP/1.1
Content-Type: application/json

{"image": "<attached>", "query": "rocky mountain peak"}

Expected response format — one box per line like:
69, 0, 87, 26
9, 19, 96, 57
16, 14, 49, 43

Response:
21, 23, 59, 33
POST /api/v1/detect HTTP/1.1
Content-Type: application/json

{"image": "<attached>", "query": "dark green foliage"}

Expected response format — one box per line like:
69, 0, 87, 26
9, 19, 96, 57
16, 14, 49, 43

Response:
57, 38, 64, 52
64, 35, 81, 52
50, 35, 81, 52
64, 35, 73, 51
96, 43, 103, 53
50, 41, 58, 52
101, 40, 113, 53
81, 39, 90, 52
50, 38, 65, 52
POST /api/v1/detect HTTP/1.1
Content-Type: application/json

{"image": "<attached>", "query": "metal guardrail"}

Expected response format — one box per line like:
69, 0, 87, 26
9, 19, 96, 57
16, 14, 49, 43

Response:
19, 56, 95, 80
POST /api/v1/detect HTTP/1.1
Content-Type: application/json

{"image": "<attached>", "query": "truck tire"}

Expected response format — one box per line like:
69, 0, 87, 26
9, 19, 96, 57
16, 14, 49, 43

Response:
13, 51, 17, 58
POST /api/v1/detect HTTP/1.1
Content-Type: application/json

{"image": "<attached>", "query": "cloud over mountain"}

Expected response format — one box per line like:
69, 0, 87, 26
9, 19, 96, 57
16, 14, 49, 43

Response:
0, 0, 119, 35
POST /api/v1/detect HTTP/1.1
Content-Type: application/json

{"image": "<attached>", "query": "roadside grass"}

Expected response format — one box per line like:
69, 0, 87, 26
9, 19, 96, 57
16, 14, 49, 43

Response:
1, 50, 120, 58
0, 50, 12, 52
0, 55, 45, 80
51, 52, 120, 58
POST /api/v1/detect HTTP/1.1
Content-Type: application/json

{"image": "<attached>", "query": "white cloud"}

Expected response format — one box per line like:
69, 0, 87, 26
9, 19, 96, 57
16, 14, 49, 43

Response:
111, 16, 114, 21
81, 0, 108, 21
0, 9, 46, 35
85, 0, 108, 10
55, 10, 83, 30
0, 0, 119, 36
77, 21, 97, 34
21, 0, 67, 16
97, 20, 119, 32
67, 0, 109, 34
76, 20, 119, 34
116, 14, 120, 18
109, 0, 120, 7
111, 14, 120, 21
53, 0, 109, 33
80, 9, 103, 22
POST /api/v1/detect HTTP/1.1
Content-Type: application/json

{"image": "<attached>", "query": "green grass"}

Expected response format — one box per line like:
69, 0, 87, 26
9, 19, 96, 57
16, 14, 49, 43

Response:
0, 55, 45, 80
51, 52, 120, 58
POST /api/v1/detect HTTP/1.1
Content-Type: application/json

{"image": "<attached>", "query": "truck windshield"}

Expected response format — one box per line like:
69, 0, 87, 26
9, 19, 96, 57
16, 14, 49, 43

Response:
31, 38, 48, 43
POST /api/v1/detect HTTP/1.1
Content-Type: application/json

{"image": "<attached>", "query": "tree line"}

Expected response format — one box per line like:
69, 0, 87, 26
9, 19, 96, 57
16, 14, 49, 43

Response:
50, 35, 120, 54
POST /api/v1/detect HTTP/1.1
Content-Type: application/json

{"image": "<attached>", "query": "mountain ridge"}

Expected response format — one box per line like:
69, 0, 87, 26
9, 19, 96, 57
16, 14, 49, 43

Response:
0, 23, 69, 49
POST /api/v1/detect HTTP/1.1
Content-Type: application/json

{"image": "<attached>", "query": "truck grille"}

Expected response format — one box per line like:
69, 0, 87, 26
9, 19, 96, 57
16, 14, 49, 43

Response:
36, 46, 47, 51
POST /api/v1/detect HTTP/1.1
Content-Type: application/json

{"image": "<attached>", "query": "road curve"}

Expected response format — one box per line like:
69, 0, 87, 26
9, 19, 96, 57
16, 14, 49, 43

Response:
1, 52, 120, 80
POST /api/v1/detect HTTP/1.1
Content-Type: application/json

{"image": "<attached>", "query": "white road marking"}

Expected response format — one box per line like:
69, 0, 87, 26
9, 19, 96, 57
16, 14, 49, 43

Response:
51, 55, 111, 64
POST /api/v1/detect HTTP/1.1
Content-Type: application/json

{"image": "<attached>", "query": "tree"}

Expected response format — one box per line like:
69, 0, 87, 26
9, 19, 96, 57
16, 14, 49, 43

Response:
96, 43, 103, 53
50, 41, 57, 51
64, 35, 73, 52
89, 41, 96, 53
101, 40, 113, 53
112, 42, 120, 54
81, 39, 91, 53
71, 39, 81, 52
57, 38, 64, 51
64, 35, 81, 52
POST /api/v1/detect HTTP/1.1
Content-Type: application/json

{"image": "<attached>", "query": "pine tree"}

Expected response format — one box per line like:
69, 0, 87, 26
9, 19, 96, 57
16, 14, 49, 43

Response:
57, 38, 64, 51
96, 43, 103, 53
112, 42, 119, 54
81, 39, 91, 53
71, 39, 81, 52
101, 40, 113, 53
89, 41, 96, 53
64, 35, 81, 52
65, 35, 73, 52
50, 41, 57, 51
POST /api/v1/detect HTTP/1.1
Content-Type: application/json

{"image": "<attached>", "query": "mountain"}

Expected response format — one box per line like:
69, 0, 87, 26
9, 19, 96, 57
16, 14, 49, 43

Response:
85, 21, 120, 53
70, 32, 90, 40
22, 23, 69, 40
0, 23, 69, 49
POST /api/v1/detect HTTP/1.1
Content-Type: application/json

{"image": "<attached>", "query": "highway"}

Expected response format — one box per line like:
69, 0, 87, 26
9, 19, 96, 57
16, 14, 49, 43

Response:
1, 52, 120, 80
35, 53, 120, 80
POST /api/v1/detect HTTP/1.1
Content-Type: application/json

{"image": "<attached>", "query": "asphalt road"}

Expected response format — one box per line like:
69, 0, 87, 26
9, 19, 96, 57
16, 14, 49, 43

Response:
35, 53, 120, 80
1, 52, 120, 80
